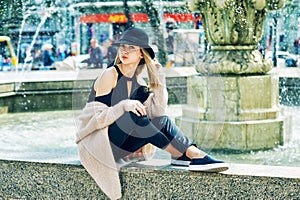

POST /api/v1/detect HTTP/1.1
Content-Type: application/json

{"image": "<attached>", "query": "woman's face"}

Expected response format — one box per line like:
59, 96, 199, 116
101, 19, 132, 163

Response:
118, 44, 142, 65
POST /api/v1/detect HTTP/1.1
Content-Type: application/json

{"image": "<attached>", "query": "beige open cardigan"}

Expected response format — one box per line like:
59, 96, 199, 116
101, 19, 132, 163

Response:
75, 73, 167, 200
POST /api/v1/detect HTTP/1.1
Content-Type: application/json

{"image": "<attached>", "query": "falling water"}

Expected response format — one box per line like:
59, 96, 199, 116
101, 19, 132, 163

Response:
20, 13, 50, 72
16, 13, 30, 70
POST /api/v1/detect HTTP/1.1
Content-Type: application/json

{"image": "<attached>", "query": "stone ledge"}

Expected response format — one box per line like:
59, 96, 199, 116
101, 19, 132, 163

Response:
176, 115, 290, 151
0, 159, 299, 199
0, 68, 195, 113
1, 67, 300, 113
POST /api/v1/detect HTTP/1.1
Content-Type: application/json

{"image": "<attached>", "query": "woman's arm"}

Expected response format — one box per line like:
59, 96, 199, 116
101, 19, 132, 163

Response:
88, 66, 148, 128
76, 98, 145, 143
94, 67, 117, 96
144, 61, 168, 118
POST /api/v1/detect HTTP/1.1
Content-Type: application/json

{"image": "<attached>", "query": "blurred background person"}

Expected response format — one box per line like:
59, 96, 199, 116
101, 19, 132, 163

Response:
105, 38, 117, 67
86, 38, 104, 68
42, 43, 55, 70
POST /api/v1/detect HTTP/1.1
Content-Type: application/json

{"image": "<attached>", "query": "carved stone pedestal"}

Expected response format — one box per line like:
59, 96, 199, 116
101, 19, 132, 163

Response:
176, 74, 290, 151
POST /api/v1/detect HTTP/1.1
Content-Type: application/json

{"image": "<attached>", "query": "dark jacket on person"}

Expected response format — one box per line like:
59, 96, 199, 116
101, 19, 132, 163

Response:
106, 45, 117, 65
89, 46, 103, 68
43, 50, 55, 67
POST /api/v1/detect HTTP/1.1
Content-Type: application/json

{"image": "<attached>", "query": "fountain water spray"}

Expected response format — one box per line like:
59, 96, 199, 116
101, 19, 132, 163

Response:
22, 12, 51, 72
16, 13, 30, 71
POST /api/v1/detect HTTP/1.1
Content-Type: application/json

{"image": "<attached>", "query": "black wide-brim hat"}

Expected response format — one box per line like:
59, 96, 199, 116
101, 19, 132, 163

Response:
113, 27, 155, 59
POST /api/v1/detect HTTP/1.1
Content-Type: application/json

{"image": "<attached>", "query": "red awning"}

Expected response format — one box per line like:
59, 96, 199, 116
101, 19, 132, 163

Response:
80, 13, 194, 23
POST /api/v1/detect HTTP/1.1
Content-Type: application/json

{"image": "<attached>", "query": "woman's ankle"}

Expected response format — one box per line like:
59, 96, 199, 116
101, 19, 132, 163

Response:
185, 146, 207, 159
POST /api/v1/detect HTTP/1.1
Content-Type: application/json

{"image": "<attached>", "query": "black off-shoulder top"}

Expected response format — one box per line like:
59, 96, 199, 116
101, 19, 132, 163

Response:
89, 65, 151, 107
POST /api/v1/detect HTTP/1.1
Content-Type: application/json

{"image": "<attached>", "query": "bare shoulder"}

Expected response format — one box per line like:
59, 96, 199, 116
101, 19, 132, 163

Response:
100, 67, 118, 81
94, 67, 118, 96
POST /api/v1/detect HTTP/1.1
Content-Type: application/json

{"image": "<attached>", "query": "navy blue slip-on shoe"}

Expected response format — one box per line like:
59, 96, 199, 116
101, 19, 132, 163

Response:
171, 153, 191, 167
189, 155, 229, 172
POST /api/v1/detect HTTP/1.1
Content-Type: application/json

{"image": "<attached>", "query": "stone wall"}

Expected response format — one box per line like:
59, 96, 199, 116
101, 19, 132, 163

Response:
0, 68, 299, 113
0, 68, 194, 113
0, 159, 299, 199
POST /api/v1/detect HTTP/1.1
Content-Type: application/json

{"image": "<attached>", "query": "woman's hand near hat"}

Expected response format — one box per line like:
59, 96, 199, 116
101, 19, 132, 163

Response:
153, 58, 162, 71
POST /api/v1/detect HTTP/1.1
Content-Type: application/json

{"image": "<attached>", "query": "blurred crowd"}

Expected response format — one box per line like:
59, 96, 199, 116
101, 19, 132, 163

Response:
16, 36, 118, 71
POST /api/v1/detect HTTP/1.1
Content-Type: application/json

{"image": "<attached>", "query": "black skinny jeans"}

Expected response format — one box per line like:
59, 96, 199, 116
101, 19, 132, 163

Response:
108, 112, 193, 160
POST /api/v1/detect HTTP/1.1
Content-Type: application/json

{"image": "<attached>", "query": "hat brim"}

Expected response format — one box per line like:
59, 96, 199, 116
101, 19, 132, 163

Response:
113, 40, 155, 59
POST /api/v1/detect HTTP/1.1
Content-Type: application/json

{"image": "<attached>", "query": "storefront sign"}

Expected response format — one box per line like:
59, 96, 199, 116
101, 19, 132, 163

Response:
80, 13, 193, 23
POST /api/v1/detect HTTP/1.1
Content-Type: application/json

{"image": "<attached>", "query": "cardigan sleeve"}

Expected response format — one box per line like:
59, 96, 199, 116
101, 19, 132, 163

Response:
76, 100, 130, 144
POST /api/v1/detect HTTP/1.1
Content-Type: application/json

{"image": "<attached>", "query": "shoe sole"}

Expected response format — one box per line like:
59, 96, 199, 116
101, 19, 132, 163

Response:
171, 159, 190, 167
189, 163, 229, 173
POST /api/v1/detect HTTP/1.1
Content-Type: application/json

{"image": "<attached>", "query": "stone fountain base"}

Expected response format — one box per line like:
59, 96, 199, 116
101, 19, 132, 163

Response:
176, 74, 291, 151
197, 49, 273, 74
176, 116, 290, 151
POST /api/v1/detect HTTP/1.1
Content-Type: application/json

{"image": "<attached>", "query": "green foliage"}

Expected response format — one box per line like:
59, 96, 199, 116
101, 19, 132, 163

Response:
141, 0, 167, 65
0, 0, 25, 34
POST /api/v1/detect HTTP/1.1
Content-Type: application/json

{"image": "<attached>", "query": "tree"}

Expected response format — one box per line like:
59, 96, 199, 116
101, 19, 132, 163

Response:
140, 0, 167, 65
0, 0, 24, 35
124, 0, 134, 29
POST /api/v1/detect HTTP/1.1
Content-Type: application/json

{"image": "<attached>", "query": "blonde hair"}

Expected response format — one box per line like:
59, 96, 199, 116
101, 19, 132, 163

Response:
114, 48, 159, 89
